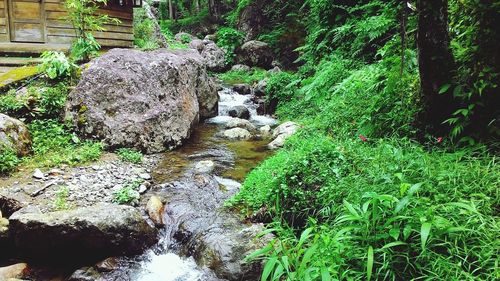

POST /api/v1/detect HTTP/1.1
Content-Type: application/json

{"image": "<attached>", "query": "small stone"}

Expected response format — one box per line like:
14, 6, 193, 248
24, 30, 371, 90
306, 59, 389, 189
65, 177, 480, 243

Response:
48, 168, 64, 176
139, 173, 152, 180
138, 185, 148, 194
95, 257, 119, 272
146, 196, 164, 227
195, 160, 215, 174
33, 169, 44, 179
259, 125, 272, 137
0, 263, 28, 280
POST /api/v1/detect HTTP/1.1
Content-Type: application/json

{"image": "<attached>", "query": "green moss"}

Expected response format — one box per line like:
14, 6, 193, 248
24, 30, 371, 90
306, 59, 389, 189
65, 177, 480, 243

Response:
0, 66, 38, 88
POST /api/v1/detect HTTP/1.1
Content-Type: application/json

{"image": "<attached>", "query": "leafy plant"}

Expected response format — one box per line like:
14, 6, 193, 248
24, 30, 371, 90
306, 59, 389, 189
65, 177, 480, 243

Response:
0, 148, 20, 174
133, 8, 160, 50
113, 180, 141, 204
64, 0, 120, 61
117, 148, 143, 164
215, 27, 245, 64
38, 51, 78, 80
53, 186, 70, 210
217, 68, 268, 85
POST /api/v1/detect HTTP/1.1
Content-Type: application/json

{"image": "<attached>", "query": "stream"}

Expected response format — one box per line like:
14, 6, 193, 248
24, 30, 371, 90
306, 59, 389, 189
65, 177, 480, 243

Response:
96, 86, 276, 281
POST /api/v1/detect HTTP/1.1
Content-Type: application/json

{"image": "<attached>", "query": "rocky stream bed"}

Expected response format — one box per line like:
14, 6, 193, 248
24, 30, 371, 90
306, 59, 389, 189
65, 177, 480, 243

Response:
0, 83, 298, 280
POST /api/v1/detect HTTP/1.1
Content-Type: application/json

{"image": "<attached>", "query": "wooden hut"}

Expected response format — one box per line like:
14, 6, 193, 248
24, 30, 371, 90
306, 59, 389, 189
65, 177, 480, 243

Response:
0, 0, 141, 53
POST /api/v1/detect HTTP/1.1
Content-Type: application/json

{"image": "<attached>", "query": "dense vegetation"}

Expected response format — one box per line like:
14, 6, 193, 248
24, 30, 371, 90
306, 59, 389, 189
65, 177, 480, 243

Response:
144, 0, 499, 279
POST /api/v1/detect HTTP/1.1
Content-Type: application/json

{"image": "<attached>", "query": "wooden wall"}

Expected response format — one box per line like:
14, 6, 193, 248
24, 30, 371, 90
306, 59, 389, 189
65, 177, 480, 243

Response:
0, 0, 134, 48
0, 0, 8, 42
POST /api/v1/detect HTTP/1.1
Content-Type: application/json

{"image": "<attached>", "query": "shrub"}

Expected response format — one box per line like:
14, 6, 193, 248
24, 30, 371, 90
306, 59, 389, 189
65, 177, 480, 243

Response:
217, 68, 268, 85
134, 8, 160, 50
113, 181, 141, 204
215, 27, 245, 64
23, 119, 102, 168
0, 148, 20, 174
38, 51, 78, 80
117, 148, 143, 164
234, 135, 500, 280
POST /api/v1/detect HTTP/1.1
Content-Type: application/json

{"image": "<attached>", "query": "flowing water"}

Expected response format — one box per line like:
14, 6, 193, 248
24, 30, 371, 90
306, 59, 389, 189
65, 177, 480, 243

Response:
109, 86, 277, 281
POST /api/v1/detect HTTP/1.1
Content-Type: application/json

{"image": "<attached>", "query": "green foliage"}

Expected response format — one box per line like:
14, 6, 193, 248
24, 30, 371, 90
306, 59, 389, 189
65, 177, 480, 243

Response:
25, 119, 102, 168
53, 186, 70, 210
233, 135, 500, 279
447, 0, 500, 141
0, 82, 69, 119
38, 51, 78, 80
217, 68, 267, 85
64, 0, 120, 61
117, 148, 143, 164
70, 35, 101, 62
113, 180, 141, 204
215, 27, 245, 64
134, 8, 160, 50
0, 148, 20, 174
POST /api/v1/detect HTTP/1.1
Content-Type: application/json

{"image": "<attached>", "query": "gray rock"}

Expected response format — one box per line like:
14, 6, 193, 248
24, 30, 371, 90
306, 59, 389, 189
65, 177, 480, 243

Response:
221, 128, 252, 140
65, 49, 218, 154
139, 173, 152, 180
228, 106, 250, 120
67, 267, 101, 281
32, 169, 44, 180
268, 121, 300, 149
0, 263, 27, 280
253, 79, 267, 96
232, 84, 252, 95
231, 64, 251, 72
259, 125, 272, 137
195, 160, 215, 174
0, 114, 32, 157
236, 40, 274, 69
189, 39, 205, 52
225, 118, 256, 132
138, 185, 148, 194
204, 34, 217, 41
9, 203, 158, 262
200, 42, 227, 72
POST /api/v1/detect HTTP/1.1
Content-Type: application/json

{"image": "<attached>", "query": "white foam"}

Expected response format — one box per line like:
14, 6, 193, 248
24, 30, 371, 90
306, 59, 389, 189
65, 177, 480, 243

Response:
136, 252, 203, 281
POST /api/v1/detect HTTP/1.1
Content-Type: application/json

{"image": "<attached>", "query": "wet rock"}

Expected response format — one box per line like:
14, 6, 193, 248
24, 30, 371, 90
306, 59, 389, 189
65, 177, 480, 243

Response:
232, 84, 252, 95
221, 128, 252, 140
253, 79, 267, 96
65, 49, 218, 153
259, 125, 272, 137
9, 203, 158, 262
225, 118, 256, 132
228, 106, 250, 120
32, 169, 44, 180
68, 267, 101, 281
146, 196, 164, 227
195, 160, 216, 174
0, 263, 28, 280
236, 40, 274, 69
268, 121, 300, 149
0, 113, 32, 157
231, 64, 251, 72
96, 257, 119, 272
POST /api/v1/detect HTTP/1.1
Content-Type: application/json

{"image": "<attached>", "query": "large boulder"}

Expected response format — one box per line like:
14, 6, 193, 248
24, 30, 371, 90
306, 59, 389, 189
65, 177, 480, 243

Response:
237, 0, 269, 41
9, 203, 158, 262
189, 38, 227, 72
65, 49, 218, 153
236, 41, 274, 69
0, 114, 31, 156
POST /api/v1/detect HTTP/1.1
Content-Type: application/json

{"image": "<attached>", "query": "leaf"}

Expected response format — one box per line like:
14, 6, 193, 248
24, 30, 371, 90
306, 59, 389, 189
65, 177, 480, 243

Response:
321, 267, 332, 281
367, 246, 374, 281
439, 83, 451, 94
389, 226, 400, 240
420, 222, 432, 251
245, 244, 273, 262
262, 257, 278, 281
382, 241, 407, 249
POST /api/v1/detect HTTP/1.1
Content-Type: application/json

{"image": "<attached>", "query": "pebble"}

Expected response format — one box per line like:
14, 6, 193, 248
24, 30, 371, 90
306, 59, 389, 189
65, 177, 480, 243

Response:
139, 173, 152, 180
33, 169, 44, 180
139, 185, 148, 194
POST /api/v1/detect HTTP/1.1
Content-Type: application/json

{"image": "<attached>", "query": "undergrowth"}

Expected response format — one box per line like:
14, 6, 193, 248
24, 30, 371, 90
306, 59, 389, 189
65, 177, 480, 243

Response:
218, 68, 268, 85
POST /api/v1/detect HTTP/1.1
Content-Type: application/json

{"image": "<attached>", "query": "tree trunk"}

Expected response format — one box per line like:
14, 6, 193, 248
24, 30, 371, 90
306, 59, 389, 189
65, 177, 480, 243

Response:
416, 0, 456, 136
169, 0, 174, 20
195, 0, 200, 13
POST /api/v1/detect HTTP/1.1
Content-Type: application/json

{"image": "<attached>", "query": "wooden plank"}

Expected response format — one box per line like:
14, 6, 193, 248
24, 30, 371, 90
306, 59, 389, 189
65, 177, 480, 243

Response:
44, 3, 65, 12
0, 18, 6, 26
46, 20, 133, 32
46, 11, 66, 20
0, 32, 9, 42
47, 35, 132, 48
0, 26, 6, 34
13, 2, 41, 20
